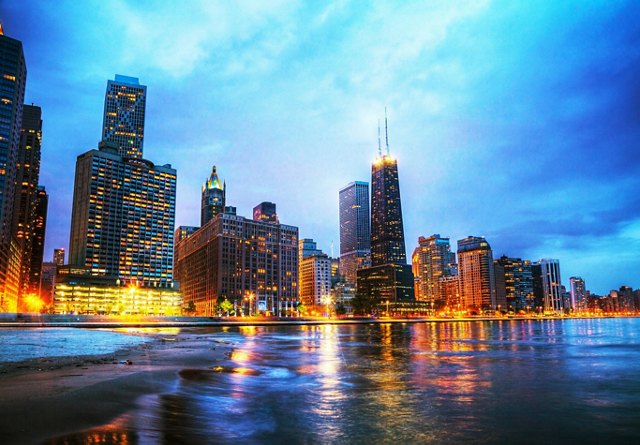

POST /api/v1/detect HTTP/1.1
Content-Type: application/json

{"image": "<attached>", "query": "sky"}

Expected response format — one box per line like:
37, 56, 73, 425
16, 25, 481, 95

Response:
1, 0, 639, 295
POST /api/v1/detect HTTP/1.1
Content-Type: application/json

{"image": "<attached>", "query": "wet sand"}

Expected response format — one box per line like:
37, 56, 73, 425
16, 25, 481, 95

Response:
0, 331, 233, 444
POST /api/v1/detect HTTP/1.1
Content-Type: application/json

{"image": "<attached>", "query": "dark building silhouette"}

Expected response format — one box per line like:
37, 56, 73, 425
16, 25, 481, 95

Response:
201, 165, 225, 226
339, 181, 370, 285
253, 202, 278, 224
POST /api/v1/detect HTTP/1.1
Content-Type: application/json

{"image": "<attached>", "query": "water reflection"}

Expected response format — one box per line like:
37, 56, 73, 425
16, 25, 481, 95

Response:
49, 319, 640, 444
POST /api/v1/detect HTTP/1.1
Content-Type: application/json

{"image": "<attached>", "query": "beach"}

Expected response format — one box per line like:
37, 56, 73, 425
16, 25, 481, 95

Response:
0, 329, 233, 444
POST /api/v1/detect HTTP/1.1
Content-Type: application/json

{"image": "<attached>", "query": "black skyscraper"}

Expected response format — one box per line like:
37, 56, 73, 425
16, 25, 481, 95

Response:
355, 117, 414, 312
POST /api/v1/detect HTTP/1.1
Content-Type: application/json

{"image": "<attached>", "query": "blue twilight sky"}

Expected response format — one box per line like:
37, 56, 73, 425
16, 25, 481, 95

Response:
1, 1, 639, 294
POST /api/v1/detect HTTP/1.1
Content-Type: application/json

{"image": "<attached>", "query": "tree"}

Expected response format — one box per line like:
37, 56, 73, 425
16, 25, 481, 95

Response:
183, 300, 196, 315
335, 302, 347, 316
219, 299, 233, 316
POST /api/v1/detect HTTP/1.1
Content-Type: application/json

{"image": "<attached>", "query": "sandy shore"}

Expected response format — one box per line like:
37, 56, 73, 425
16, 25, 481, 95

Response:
0, 330, 234, 444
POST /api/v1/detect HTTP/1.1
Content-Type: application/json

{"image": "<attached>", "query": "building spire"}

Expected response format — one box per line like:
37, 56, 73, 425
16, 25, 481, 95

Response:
385, 107, 390, 155
377, 119, 382, 156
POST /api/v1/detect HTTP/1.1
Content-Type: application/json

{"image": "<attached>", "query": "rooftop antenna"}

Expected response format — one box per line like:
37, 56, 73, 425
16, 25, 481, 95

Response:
385, 107, 390, 155
377, 119, 382, 156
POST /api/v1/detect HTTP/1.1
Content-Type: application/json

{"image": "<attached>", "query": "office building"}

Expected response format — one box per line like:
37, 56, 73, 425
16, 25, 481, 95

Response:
413, 234, 455, 308
494, 256, 534, 312
53, 248, 65, 266
28, 186, 47, 292
174, 204, 298, 316
201, 165, 225, 225
339, 181, 371, 285
356, 118, 414, 309
68, 141, 176, 288
101, 75, 146, 159
253, 202, 278, 224
0, 26, 27, 312
457, 236, 499, 311
299, 250, 331, 308
569, 276, 586, 311
534, 259, 563, 313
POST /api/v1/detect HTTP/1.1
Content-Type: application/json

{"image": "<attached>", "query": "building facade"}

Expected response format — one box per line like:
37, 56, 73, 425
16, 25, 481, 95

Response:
356, 124, 414, 310
569, 276, 586, 311
253, 202, 278, 224
494, 256, 534, 312
339, 181, 371, 285
535, 259, 563, 313
0, 27, 26, 312
101, 75, 146, 159
299, 253, 331, 308
413, 234, 454, 307
68, 141, 176, 288
174, 209, 298, 316
457, 236, 499, 311
201, 165, 225, 226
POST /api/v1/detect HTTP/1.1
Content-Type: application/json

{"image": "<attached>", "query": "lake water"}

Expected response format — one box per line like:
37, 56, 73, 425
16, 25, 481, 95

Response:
8, 318, 640, 444
0, 328, 149, 362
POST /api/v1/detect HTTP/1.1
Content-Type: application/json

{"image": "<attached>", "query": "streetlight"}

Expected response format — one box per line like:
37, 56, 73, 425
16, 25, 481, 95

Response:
321, 294, 332, 318
386, 300, 390, 317
245, 293, 254, 317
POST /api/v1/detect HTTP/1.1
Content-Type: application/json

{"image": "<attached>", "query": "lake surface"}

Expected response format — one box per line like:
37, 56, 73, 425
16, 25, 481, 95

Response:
11, 318, 640, 444
0, 327, 149, 362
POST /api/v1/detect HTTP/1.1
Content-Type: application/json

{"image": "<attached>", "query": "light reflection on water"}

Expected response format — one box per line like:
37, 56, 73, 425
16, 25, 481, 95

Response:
51, 318, 640, 444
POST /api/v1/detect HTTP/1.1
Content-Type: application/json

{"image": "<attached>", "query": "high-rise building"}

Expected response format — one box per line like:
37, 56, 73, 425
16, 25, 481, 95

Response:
457, 236, 499, 311
299, 251, 331, 308
0, 26, 27, 312
201, 165, 225, 226
174, 206, 298, 316
53, 248, 65, 266
356, 119, 414, 310
12, 105, 47, 297
569, 276, 586, 311
413, 234, 454, 308
68, 141, 176, 288
494, 256, 534, 312
28, 186, 47, 293
101, 75, 146, 159
339, 181, 371, 285
253, 202, 278, 224
534, 259, 563, 313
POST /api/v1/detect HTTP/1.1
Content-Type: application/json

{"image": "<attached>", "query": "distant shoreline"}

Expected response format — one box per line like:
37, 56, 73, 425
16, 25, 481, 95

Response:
0, 313, 636, 329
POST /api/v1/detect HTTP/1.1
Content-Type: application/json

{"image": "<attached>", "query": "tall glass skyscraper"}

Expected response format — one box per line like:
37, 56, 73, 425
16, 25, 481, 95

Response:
102, 75, 146, 159
339, 181, 370, 285
356, 120, 414, 309
370, 155, 407, 266
0, 25, 27, 312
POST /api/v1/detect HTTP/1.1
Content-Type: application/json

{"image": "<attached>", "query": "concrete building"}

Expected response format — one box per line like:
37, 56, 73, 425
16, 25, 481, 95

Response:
535, 259, 563, 313
412, 234, 455, 308
494, 256, 534, 312
68, 141, 176, 288
174, 206, 298, 316
569, 277, 586, 311
299, 252, 331, 308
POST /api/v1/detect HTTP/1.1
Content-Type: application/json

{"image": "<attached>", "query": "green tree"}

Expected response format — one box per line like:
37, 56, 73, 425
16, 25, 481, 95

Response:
219, 299, 233, 316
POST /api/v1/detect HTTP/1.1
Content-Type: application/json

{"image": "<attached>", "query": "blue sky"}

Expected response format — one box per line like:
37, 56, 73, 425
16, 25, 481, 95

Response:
2, 1, 638, 294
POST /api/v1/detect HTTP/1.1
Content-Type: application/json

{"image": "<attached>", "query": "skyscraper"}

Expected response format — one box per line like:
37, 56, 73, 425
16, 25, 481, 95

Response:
534, 259, 563, 313
493, 256, 534, 312
69, 141, 176, 287
413, 234, 455, 308
12, 105, 46, 296
101, 75, 146, 159
356, 118, 414, 310
339, 181, 370, 285
298, 239, 331, 308
569, 276, 586, 311
457, 236, 499, 311
0, 25, 27, 312
201, 165, 225, 225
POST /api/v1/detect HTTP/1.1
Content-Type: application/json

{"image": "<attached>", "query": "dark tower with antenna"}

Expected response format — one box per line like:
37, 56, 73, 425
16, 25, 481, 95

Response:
355, 111, 414, 310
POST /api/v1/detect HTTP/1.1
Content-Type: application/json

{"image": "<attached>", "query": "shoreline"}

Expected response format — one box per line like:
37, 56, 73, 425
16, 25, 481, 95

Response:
0, 330, 235, 444
0, 314, 635, 329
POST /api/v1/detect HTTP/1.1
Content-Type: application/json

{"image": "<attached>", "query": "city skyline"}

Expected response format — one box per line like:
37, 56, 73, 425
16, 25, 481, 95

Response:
1, 1, 638, 294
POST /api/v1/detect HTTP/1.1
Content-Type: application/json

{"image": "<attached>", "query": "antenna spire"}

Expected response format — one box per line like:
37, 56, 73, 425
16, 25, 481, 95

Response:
377, 119, 382, 156
384, 107, 390, 155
